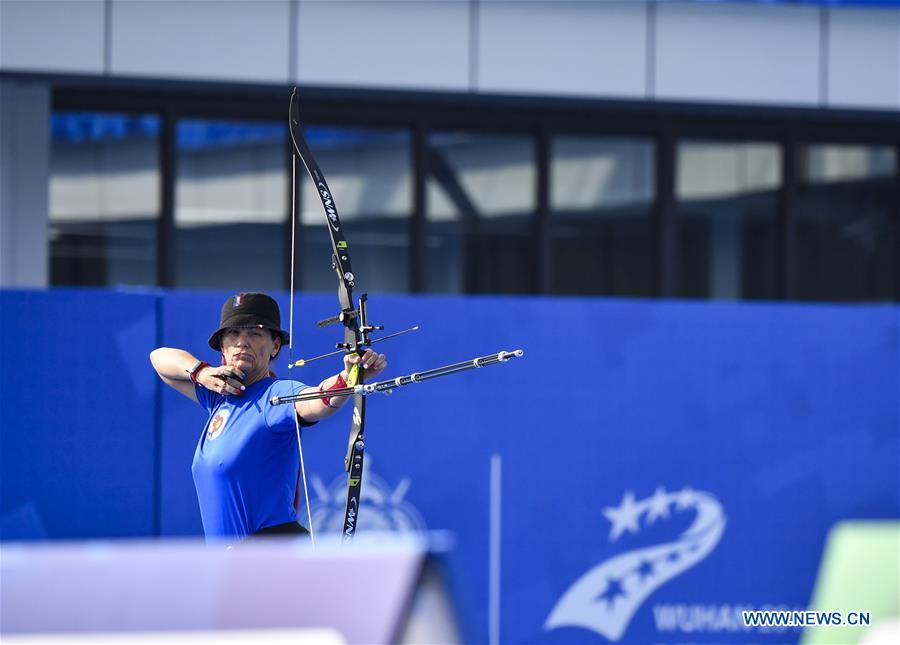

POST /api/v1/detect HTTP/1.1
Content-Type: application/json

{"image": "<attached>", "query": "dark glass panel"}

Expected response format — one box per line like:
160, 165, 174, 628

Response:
49, 112, 160, 286
676, 141, 781, 300
549, 136, 655, 296
299, 127, 412, 294
425, 132, 535, 294
174, 119, 287, 291
795, 144, 897, 302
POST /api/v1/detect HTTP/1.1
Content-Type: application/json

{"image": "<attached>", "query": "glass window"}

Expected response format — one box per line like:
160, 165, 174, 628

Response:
804, 144, 895, 183
174, 119, 288, 291
676, 141, 781, 299
550, 136, 655, 296
49, 112, 160, 286
426, 132, 535, 293
299, 126, 412, 293
795, 144, 897, 301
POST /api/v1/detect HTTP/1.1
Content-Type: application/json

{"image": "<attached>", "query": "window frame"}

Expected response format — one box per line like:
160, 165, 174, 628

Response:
52, 81, 900, 301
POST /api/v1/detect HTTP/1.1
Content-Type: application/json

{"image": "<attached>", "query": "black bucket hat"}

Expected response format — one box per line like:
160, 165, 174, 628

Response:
208, 292, 290, 351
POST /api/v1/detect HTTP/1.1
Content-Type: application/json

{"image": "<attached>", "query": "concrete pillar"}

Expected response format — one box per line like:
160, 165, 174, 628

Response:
0, 78, 50, 288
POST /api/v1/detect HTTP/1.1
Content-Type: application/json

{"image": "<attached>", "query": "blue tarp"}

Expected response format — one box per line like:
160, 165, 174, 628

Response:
1, 289, 897, 644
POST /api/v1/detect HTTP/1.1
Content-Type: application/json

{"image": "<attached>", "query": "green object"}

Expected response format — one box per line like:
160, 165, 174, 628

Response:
802, 521, 900, 645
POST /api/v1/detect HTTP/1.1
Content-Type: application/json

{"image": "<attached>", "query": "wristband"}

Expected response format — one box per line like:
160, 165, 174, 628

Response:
320, 373, 347, 408
187, 360, 210, 385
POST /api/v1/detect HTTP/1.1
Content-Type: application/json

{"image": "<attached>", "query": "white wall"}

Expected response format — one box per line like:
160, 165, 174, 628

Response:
654, 2, 821, 106
297, 0, 470, 91
0, 0, 105, 75
1, 0, 898, 111
827, 8, 900, 109
477, 1, 648, 98
110, 0, 291, 83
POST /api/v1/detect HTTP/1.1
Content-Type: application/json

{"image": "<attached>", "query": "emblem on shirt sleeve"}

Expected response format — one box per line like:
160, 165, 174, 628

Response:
207, 409, 230, 441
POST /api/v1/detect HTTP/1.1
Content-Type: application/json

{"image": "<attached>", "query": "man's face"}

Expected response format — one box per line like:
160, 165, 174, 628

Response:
220, 327, 280, 374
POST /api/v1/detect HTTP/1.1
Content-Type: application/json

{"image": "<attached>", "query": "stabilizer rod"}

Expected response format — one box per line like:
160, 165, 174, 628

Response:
271, 349, 524, 405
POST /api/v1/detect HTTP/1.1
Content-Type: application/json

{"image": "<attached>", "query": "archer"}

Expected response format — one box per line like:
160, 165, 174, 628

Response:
149, 292, 386, 543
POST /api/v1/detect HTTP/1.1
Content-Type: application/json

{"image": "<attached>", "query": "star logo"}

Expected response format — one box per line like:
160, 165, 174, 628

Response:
546, 487, 727, 642
603, 492, 641, 541
636, 560, 655, 580
675, 487, 697, 509
597, 577, 625, 607
646, 487, 672, 523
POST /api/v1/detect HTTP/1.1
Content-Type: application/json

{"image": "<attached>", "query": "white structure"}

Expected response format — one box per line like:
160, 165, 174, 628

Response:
1, 0, 898, 287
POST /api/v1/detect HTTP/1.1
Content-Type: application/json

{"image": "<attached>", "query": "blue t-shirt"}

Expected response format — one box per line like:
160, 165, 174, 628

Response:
191, 377, 314, 541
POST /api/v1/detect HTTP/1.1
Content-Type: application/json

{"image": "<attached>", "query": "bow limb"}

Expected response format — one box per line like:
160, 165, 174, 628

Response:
288, 88, 369, 542
287, 133, 317, 547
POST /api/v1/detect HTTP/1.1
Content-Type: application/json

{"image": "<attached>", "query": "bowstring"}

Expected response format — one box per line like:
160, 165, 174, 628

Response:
289, 153, 316, 547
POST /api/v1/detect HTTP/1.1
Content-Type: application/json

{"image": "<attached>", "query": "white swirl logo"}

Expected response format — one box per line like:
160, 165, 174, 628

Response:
545, 487, 726, 642
309, 461, 427, 534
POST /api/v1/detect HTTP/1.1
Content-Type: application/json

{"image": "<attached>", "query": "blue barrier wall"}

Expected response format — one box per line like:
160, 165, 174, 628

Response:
1, 289, 897, 644
0, 290, 158, 538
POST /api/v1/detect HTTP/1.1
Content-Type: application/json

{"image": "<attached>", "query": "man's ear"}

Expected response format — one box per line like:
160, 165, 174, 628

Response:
271, 336, 282, 358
